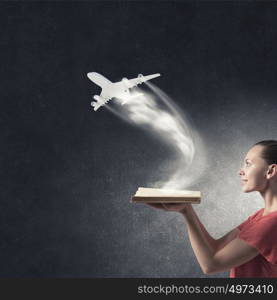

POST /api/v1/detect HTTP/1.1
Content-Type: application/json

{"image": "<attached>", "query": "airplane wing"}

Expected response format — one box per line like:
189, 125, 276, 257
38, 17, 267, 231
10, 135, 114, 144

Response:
124, 73, 161, 88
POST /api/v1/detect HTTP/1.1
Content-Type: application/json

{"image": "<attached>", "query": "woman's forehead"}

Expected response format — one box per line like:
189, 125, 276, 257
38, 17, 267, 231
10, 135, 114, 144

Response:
245, 145, 264, 160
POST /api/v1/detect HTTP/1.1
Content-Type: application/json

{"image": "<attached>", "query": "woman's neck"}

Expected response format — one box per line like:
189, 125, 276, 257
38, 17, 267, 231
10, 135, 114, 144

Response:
260, 187, 277, 215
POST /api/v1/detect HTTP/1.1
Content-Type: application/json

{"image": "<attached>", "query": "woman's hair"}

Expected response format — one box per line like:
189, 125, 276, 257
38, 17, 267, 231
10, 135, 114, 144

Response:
254, 140, 277, 164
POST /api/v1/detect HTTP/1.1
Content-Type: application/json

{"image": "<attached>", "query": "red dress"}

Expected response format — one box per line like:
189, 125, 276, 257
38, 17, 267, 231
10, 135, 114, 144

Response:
230, 208, 277, 278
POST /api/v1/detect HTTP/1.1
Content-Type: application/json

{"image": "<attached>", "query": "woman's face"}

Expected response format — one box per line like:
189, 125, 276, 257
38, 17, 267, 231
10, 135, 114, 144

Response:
239, 145, 269, 193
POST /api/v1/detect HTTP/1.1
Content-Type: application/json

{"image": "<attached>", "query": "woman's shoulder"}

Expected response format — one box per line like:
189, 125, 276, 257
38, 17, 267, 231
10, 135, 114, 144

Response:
258, 209, 277, 224
249, 208, 277, 224
248, 208, 264, 221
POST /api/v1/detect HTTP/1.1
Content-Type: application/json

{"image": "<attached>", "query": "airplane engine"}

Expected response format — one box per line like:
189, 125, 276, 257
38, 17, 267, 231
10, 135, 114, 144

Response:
122, 77, 132, 89
138, 73, 144, 83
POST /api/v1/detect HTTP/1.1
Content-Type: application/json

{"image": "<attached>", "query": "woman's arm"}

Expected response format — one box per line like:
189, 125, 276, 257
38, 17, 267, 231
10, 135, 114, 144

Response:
149, 203, 238, 252
147, 203, 259, 274
172, 204, 241, 252
182, 206, 258, 274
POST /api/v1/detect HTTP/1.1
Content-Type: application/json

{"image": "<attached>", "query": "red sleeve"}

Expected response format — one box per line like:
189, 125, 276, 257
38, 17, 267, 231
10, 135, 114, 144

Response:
238, 217, 277, 265
237, 216, 252, 231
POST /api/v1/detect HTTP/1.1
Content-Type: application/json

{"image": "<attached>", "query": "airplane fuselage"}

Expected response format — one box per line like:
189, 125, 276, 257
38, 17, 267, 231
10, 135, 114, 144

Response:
105, 84, 131, 101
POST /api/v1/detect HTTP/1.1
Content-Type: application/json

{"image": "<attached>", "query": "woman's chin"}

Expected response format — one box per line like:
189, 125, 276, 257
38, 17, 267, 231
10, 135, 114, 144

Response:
241, 186, 252, 193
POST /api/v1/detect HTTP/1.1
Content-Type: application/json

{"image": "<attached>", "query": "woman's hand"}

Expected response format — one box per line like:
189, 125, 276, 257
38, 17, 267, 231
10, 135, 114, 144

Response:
146, 202, 192, 214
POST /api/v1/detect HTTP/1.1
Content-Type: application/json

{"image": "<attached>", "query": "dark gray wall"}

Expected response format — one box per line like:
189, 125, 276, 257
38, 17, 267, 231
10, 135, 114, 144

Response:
1, 1, 277, 277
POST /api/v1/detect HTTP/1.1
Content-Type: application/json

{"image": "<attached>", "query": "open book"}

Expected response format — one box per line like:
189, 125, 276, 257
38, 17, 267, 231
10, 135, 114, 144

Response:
131, 187, 201, 203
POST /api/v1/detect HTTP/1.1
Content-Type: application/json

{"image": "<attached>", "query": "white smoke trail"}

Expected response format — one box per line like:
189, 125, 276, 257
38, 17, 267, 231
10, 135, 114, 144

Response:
105, 83, 206, 190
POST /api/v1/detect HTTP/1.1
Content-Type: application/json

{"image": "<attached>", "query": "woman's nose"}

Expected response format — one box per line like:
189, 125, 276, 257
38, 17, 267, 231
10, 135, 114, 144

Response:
238, 169, 245, 176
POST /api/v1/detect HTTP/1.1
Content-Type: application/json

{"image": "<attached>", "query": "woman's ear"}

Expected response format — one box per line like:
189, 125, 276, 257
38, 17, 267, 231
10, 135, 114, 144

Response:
266, 164, 277, 179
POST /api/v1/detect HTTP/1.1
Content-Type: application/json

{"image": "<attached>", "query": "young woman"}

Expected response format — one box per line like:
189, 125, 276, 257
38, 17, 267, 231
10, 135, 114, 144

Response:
147, 140, 277, 277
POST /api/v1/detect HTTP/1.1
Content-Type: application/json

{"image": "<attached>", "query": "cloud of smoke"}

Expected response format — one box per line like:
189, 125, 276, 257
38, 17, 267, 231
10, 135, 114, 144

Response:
105, 82, 207, 190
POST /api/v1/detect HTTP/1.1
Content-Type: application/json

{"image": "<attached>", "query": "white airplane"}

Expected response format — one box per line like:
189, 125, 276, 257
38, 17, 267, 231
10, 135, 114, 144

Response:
87, 72, 161, 111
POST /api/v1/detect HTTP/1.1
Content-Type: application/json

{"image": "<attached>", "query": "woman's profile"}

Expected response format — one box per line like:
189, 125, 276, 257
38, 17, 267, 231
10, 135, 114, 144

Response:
147, 140, 277, 277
